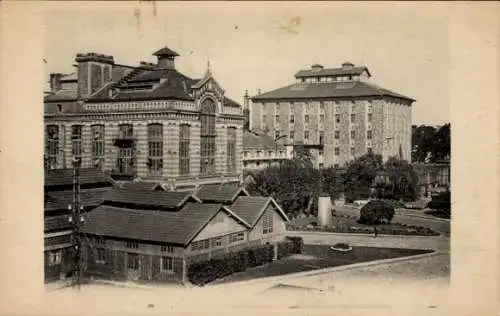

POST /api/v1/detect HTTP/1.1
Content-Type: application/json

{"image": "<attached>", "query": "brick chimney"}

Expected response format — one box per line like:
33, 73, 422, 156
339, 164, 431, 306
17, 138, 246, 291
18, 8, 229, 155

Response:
153, 46, 180, 70
243, 89, 250, 131
49, 73, 64, 92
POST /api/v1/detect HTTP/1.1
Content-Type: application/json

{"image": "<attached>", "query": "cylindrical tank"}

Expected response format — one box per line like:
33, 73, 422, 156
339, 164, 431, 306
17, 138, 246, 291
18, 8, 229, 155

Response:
318, 196, 333, 227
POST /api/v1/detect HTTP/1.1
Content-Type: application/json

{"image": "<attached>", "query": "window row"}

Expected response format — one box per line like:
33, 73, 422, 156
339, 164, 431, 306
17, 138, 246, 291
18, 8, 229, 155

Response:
124, 253, 174, 273
190, 231, 247, 252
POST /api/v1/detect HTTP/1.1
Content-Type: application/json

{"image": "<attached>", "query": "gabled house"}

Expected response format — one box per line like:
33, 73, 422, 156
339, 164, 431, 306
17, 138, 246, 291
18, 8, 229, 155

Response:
195, 182, 250, 204
44, 168, 114, 282
80, 187, 252, 283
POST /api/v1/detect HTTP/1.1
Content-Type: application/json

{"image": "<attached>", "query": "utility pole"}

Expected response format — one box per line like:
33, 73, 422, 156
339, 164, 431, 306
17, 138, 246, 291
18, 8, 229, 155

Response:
69, 157, 84, 287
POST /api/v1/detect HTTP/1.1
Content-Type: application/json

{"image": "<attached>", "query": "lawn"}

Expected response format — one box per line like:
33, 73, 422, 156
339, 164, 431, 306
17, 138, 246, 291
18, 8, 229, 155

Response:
210, 245, 433, 285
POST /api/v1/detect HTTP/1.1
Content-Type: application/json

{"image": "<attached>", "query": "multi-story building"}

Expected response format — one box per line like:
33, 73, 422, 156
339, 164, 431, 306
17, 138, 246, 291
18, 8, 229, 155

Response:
249, 62, 415, 168
44, 46, 244, 189
242, 130, 291, 170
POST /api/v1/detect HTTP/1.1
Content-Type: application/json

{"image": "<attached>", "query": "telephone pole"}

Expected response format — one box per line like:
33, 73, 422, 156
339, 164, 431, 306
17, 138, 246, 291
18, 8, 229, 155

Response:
69, 157, 84, 286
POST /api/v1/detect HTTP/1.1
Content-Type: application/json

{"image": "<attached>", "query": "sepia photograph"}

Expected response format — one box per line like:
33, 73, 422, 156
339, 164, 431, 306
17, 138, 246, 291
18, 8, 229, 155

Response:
1, 1, 499, 316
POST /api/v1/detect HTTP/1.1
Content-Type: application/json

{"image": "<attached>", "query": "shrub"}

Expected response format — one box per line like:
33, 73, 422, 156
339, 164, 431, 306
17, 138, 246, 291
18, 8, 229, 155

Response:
358, 200, 395, 225
187, 243, 274, 286
285, 236, 304, 254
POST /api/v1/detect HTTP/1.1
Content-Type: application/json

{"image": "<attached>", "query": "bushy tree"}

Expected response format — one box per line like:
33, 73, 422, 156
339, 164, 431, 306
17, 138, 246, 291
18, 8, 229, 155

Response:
344, 152, 383, 203
358, 200, 395, 225
427, 189, 451, 213
379, 157, 419, 201
412, 123, 451, 163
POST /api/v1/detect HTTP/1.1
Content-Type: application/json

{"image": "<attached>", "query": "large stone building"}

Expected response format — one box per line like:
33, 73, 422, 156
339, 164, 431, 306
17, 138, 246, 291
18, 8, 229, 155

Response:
44, 46, 245, 189
247, 62, 415, 168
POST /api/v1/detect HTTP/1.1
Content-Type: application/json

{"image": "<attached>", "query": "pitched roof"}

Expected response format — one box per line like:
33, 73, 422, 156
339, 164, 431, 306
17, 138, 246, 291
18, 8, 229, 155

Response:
45, 187, 112, 211
103, 187, 200, 209
81, 202, 224, 245
87, 69, 198, 102
195, 182, 249, 203
243, 130, 285, 150
251, 81, 415, 102
153, 46, 180, 57
60, 73, 77, 81
228, 196, 289, 227
224, 96, 242, 108
295, 66, 370, 78
44, 168, 113, 187
118, 182, 165, 191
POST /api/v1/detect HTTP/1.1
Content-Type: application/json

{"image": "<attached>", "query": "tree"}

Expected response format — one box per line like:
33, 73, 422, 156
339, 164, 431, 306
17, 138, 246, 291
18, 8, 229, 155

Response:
411, 123, 451, 163
292, 145, 313, 167
432, 123, 450, 162
427, 189, 451, 213
344, 152, 383, 202
381, 156, 419, 201
358, 200, 395, 225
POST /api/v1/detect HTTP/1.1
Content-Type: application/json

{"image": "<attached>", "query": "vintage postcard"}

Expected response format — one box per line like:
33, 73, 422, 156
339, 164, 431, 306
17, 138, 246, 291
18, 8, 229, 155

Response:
0, 1, 499, 316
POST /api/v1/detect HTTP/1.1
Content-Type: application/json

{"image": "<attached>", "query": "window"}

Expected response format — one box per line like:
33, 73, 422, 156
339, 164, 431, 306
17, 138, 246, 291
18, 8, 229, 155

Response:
243, 151, 249, 157
200, 99, 217, 175
45, 125, 59, 169
57, 104, 62, 113
161, 245, 174, 253
351, 130, 355, 139
350, 147, 355, 156
319, 149, 324, 156
351, 114, 356, 123
71, 125, 82, 159
126, 241, 139, 249
335, 114, 340, 123
320, 101, 325, 110
96, 248, 106, 264
319, 114, 325, 124
290, 131, 294, 141
191, 239, 210, 251
275, 130, 280, 139
334, 163, 340, 168
368, 113, 373, 123
228, 232, 245, 244
116, 124, 135, 174
147, 124, 163, 177
262, 210, 274, 234
304, 114, 310, 124
275, 115, 280, 124
268, 150, 273, 156
160, 256, 174, 273
276, 103, 280, 111
290, 115, 295, 124
367, 131, 373, 139
211, 237, 224, 248
48, 250, 62, 266
335, 131, 340, 139
262, 115, 267, 129
304, 131, 309, 141
95, 236, 105, 245
319, 163, 324, 169
319, 131, 324, 144
91, 125, 105, 169
227, 127, 237, 173
127, 253, 139, 270
335, 147, 340, 155
179, 124, 190, 175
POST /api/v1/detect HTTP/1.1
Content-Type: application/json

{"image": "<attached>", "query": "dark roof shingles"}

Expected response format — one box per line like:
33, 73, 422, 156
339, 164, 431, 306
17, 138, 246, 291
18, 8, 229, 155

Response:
229, 196, 270, 226
103, 188, 193, 209
45, 168, 113, 187
81, 202, 222, 245
45, 187, 112, 211
295, 66, 369, 78
196, 183, 245, 203
251, 81, 414, 102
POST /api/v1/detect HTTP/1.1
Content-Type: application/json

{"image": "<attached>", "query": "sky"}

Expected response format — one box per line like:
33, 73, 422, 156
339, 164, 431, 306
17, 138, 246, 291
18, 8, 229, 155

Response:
43, 2, 450, 125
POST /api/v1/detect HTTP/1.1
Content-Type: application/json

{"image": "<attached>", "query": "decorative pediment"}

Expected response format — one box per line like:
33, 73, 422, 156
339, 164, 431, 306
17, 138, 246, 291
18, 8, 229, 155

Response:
192, 73, 225, 102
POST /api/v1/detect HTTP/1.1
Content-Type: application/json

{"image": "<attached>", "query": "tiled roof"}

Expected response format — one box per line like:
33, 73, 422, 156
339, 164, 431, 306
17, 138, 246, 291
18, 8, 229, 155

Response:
195, 182, 249, 203
118, 182, 164, 191
295, 66, 370, 78
44, 168, 113, 187
81, 202, 223, 245
251, 81, 415, 102
243, 130, 286, 150
87, 69, 198, 102
229, 196, 289, 227
224, 96, 242, 108
153, 46, 180, 57
44, 90, 78, 102
103, 187, 200, 209
45, 214, 71, 232
44, 187, 112, 212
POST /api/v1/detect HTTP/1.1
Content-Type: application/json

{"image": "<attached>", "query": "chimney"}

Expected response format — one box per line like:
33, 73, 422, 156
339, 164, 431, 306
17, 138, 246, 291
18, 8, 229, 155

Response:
49, 73, 64, 92
342, 62, 354, 70
243, 90, 250, 131
153, 46, 180, 70
311, 64, 324, 71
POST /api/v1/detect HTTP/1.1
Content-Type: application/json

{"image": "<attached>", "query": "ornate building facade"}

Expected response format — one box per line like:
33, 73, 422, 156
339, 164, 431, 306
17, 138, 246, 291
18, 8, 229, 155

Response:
248, 62, 415, 168
44, 46, 244, 188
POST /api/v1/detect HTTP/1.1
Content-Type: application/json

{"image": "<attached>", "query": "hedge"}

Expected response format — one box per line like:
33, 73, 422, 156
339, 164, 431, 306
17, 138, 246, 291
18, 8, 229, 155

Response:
286, 222, 440, 236
187, 243, 274, 286
277, 236, 304, 259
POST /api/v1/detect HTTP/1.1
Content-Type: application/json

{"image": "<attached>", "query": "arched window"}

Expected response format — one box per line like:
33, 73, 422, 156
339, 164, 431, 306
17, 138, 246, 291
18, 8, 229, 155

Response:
45, 125, 59, 169
91, 124, 105, 169
116, 124, 135, 174
200, 99, 217, 174
147, 123, 163, 177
